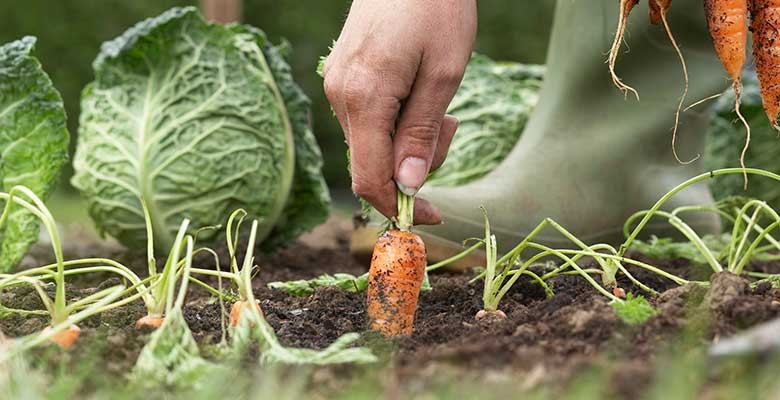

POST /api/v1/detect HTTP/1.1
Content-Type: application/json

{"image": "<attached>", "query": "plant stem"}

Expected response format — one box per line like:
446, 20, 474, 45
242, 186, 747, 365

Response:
395, 191, 414, 231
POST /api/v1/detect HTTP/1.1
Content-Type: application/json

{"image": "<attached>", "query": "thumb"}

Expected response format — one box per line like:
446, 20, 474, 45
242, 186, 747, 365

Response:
393, 66, 463, 195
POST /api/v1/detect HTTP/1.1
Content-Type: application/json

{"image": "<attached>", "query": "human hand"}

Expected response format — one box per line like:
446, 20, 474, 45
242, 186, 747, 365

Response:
322, 0, 477, 224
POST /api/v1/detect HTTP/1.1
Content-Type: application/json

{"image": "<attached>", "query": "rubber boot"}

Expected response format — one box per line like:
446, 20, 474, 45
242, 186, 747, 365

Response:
353, 0, 727, 266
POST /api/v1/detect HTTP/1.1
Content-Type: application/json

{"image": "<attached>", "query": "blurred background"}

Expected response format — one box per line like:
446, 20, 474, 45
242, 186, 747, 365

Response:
0, 0, 553, 211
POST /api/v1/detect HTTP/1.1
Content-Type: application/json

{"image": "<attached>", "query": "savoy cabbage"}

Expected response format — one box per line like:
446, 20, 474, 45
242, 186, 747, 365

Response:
72, 7, 329, 252
426, 53, 543, 187
0, 37, 69, 271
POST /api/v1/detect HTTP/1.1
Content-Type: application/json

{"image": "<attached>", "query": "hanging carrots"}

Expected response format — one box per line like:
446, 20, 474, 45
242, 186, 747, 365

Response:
706, 0, 751, 186
750, 0, 780, 132
366, 229, 427, 337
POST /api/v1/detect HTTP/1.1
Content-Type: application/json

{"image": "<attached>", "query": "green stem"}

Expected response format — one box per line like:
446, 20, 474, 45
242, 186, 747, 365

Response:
395, 191, 414, 231
619, 168, 780, 257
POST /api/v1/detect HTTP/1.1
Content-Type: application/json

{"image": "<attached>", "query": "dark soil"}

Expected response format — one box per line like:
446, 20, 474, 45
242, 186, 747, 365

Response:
2, 216, 780, 398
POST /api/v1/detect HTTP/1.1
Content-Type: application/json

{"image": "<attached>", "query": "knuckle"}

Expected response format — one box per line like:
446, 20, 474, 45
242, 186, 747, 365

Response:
323, 73, 342, 102
399, 120, 440, 148
430, 66, 463, 87
351, 177, 376, 199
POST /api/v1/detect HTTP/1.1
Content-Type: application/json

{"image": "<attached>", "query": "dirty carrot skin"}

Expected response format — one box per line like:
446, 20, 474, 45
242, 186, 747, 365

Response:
750, 0, 780, 131
135, 315, 165, 330
45, 325, 81, 349
704, 0, 748, 85
707, 0, 751, 186
366, 229, 427, 336
608, 0, 640, 99
229, 300, 263, 327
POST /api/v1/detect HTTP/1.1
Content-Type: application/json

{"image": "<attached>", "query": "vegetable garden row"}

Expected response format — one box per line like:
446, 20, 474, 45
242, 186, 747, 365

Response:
1, 3, 780, 397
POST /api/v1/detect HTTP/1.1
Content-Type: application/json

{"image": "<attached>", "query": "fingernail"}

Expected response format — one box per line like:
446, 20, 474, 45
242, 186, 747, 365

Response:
396, 157, 427, 196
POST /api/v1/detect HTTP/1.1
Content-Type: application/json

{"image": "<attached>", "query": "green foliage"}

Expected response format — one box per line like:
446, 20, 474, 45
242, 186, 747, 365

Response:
132, 309, 223, 389
426, 53, 543, 186
268, 273, 368, 297
629, 234, 732, 266
706, 71, 780, 209
611, 293, 658, 325
72, 7, 329, 253
231, 306, 377, 365
0, 37, 69, 271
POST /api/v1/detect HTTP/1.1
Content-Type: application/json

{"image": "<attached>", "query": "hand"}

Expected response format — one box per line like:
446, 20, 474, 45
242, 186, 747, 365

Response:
323, 0, 477, 224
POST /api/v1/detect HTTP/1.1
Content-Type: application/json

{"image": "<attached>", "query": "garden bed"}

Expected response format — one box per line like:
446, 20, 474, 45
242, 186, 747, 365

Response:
2, 216, 779, 398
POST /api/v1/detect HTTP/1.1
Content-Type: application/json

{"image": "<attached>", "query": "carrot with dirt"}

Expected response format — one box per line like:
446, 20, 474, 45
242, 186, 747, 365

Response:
608, 0, 640, 99
706, 0, 751, 186
366, 192, 427, 337
750, 0, 780, 133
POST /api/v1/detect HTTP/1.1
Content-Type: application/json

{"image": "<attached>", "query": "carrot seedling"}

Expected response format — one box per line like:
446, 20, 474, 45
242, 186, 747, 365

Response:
612, 293, 658, 325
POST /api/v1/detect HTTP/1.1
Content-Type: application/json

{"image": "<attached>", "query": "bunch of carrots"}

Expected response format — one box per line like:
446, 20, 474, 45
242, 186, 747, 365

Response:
609, 0, 780, 183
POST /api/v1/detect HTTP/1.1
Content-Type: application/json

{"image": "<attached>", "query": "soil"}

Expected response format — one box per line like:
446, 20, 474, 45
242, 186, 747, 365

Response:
2, 215, 780, 398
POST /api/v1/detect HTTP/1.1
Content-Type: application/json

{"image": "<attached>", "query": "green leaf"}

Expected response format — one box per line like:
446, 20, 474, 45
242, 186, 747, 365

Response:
0, 36, 69, 271
629, 234, 731, 266
250, 28, 330, 249
611, 293, 658, 325
232, 307, 376, 365
132, 309, 223, 388
426, 53, 543, 187
268, 272, 368, 297
72, 7, 328, 253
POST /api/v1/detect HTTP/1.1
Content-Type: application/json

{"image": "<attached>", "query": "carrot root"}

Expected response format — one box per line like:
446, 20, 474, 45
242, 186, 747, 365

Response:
657, 2, 698, 165
475, 309, 507, 321
367, 230, 426, 337
229, 300, 263, 327
135, 315, 165, 330
45, 324, 81, 349
607, 0, 640, 100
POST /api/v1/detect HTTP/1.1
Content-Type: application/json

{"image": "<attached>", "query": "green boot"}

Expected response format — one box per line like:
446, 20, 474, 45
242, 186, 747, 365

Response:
354, 0, 728, 265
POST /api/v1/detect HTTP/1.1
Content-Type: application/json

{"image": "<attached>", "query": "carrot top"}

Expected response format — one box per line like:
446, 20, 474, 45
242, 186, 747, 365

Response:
394, 191, 415, 232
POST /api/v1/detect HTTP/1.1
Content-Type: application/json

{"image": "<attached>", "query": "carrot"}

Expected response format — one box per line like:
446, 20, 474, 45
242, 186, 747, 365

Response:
229, 300, 263, 327
366, 229, 426, 337
707, 0, 751, 186
45, 324, 81, 349
608, 0, 640, 99
649, 0, 672, 24
750, 0, 780, 133
135, 315, 165, 330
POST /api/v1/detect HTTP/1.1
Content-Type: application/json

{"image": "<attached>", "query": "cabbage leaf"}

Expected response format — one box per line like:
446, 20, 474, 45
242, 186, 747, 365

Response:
426, 53, 543, 186
72, 7, 329, 252
0, 37, 69, 271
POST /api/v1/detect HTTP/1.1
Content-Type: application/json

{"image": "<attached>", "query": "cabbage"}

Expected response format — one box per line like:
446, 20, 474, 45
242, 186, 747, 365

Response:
426, 53, 543, 187
705, 71, 780, 209
0, 37, 69, 271
72, 7, 329, 252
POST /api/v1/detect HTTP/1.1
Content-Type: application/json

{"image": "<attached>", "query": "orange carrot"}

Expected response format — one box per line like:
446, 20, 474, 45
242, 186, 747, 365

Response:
705, 0, 748, 84
707, 0, 751, 186
229, 300, 263, 327
750, 0, 780, 132
608, 0, 640, 99
366, 230, 426, 337
45, 325, 81, 349
649, 0, 672, 24
135, 315, 165, 330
